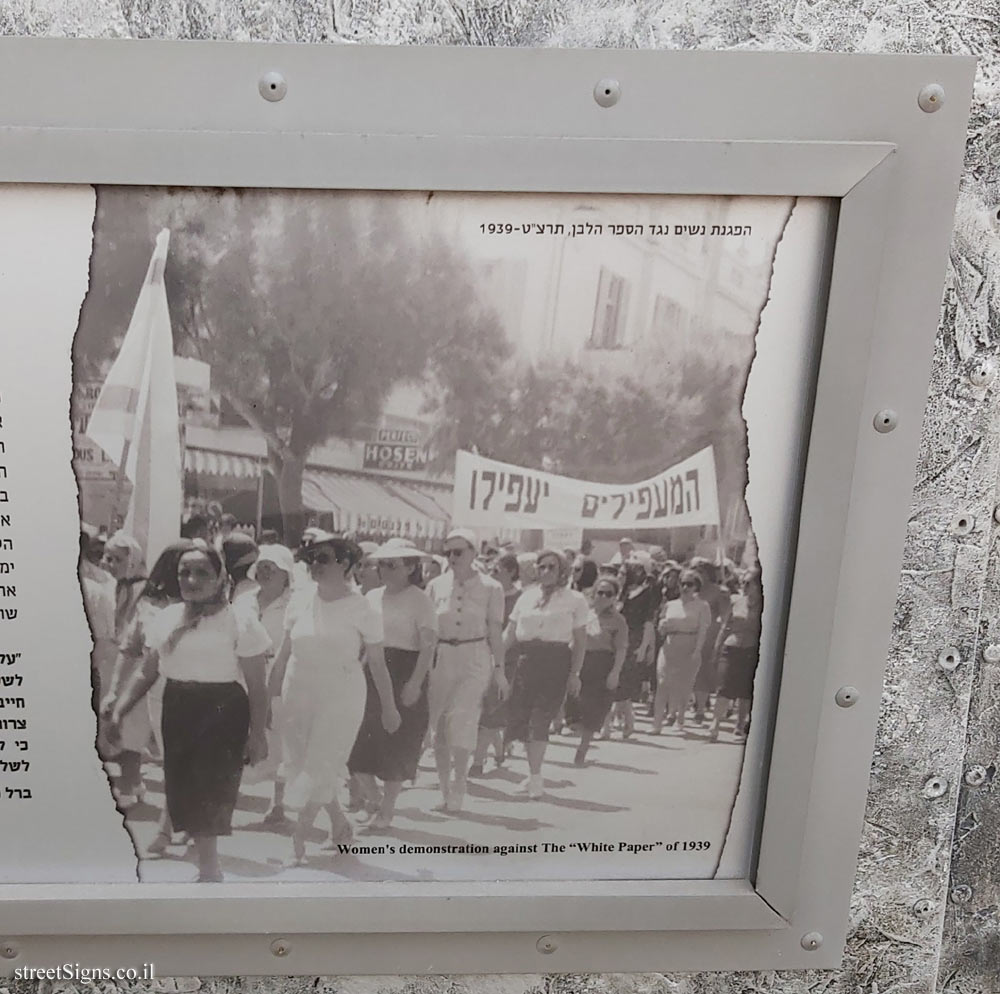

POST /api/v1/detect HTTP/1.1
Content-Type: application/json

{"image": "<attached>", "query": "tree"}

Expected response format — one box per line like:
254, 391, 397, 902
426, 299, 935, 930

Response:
77, 187, 511, 545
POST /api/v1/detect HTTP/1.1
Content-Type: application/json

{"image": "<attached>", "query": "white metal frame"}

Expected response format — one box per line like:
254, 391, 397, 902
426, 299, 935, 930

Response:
0, 40, 974, 974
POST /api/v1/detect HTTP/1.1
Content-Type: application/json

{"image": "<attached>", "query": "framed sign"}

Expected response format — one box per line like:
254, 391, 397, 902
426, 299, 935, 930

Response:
0, 40, 973, 976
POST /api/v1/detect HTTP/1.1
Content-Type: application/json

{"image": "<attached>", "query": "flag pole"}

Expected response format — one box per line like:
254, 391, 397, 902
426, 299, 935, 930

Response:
112, 438, 132, 532
255, 457, 265, 540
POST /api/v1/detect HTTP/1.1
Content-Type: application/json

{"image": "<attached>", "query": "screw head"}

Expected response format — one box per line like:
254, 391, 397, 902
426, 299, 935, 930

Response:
969, 358, 997, 388
801, 931, 824, 951
873, 408, 898, 433
937, 647, 961, 671
950, 884, 973, 904
922, 775, 948, 799
835, 685, 860, 708
918, 83, 945, 113
984, 644, 1000, 664
993, 504, 1000, 526
965, 765, 988, 787
269, 938, 290, 957
911, 898, 935, 919
594, 79, 621, 108
0, 941, 18, 960
259, 71, 287, 102
951, 511, 975, 536
536, 934, 558, 954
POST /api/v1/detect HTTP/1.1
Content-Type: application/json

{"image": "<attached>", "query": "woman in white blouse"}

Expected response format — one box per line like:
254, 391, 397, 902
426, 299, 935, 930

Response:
108, 544, 270, 882
268, 532, 400, 864
348, 538, 437, 830
504, 549, 588, 800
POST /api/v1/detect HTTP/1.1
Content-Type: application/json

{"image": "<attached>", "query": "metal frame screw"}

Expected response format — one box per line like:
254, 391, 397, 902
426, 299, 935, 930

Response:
873, 408, 898, 433
835, 686, 859, 708
259, 71, 287, 102
950, 884, 973, 904
969, 358, 997, 388
536, 934, 558, 954
270, 938, 291, 957
801, 931, 824, 951
937, 648, 960, 671
911, 898, 935, 919
922, 776, 948, 799
951, 511, 975, 536
965, 765, 987, 787
594, 79, 621, 108
918, 83, 945, 113
0, 941, 18, 960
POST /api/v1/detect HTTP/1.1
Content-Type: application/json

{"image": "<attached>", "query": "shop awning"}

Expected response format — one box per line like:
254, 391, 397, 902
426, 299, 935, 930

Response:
302, 469, 451, 539
185, 447, 263, 480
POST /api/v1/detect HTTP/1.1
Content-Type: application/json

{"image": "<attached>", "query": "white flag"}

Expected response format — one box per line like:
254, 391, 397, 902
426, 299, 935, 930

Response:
87, 229, 181, 566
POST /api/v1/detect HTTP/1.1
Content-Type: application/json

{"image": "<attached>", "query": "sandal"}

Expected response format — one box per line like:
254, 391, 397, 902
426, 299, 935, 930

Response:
146, 832, 171, 856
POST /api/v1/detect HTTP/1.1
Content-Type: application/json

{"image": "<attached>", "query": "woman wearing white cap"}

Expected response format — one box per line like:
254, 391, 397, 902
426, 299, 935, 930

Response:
249, 544, 296, 825
425, 528, 507, 812
348, 538, 438, 829
269, 532, 400, 863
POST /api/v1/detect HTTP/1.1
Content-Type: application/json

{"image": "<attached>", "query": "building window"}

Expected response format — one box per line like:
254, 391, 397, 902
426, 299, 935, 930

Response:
589, 267, 628, 349
652, 293, 686, 336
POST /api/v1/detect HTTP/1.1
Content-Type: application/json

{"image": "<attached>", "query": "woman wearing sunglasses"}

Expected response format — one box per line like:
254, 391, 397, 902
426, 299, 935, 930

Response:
566, 575, 628, 767
348, 538, 437, 830
268, 532, 401, 863
426, 529, 507, 813
504, 549, 588, 799
651, 568, 712, 734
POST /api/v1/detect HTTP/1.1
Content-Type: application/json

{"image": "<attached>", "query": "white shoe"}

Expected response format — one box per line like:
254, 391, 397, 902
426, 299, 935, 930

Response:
527, 774, 544, 800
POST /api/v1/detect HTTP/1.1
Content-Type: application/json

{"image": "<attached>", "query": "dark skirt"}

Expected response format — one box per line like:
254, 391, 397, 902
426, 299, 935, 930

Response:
613, 627, 644, 702
717, 644, 759, 701
162, 679, 249, 837
479, 647, 519, 730
505, 641, 571, 743
565, 649, 615, 733
348, 647, 428, 783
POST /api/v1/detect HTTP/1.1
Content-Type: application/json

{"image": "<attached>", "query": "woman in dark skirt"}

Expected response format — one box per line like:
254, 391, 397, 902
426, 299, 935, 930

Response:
566, 575, 628, 766
348, 539, 437, 830
709, 571, 762, 742
602, 561, 655, 739
504, 549, 588, 800
108, 545, 270, 882
470, 553, 522, 776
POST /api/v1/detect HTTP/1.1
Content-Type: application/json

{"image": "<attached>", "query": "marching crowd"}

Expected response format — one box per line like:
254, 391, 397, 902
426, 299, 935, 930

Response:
78, 520, 762, 883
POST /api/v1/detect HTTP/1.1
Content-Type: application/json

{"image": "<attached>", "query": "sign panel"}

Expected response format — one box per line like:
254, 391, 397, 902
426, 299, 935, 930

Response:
0, 39, 975, 977
454, 446, 720, 530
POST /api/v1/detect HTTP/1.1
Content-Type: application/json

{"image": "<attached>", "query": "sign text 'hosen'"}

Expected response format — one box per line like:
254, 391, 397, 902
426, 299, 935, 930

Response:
452, 447, 720, 530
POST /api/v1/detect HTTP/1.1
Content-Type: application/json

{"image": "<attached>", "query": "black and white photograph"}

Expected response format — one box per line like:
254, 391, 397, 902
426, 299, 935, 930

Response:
69, 187, 830, 884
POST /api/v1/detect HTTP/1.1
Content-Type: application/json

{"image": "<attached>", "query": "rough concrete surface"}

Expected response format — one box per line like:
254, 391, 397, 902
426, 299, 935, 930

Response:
1, 1, 998, 992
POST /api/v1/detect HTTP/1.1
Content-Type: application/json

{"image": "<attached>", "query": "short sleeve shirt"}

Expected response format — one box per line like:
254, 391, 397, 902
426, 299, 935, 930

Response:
367, 585, 437, 651
426, 570, 504, 641
147, 601, 272, 682
509, 586, 589, 645
284, 589, 384, 669
585, 607, 628, 653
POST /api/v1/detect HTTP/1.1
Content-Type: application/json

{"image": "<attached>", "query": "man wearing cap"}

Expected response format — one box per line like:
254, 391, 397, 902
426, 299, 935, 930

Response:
426, 528, 508, 812
609, 536, 635, 566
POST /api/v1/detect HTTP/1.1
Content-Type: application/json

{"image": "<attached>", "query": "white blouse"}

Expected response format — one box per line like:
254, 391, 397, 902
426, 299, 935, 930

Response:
147, 601, 271, 683
509, 586, 589, 645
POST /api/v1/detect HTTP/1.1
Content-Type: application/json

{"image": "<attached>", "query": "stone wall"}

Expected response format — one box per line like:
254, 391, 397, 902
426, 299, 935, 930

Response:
3, 2, 998, 992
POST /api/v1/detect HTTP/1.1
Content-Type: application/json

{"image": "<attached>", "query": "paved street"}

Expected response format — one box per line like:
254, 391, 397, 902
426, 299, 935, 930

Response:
125, 709, 748, 884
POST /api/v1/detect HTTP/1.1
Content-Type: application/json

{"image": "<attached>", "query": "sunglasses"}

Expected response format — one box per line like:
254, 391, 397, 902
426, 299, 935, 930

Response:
379, 559, 409, 570
303, 551, 339, 566
594, 588, 616, 598
444, 548, 467, 559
